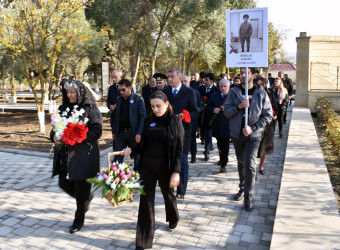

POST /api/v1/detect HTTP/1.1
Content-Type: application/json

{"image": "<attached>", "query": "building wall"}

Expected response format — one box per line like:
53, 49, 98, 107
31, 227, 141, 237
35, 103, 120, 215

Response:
295, 33, 340, 111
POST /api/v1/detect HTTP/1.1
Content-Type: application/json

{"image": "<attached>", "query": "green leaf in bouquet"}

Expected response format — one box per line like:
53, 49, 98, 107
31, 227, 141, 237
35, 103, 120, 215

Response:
135, 187, 146, 195
118, 186, 129, 198
102, 185, 111, 198
114, 191, 119, 206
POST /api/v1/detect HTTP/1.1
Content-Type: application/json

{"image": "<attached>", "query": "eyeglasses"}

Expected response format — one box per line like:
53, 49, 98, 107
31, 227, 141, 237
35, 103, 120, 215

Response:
119, 88, 126, 92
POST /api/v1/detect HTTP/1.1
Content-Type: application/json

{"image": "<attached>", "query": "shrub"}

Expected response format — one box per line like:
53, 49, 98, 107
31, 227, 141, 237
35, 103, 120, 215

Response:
315, 97, 340, 163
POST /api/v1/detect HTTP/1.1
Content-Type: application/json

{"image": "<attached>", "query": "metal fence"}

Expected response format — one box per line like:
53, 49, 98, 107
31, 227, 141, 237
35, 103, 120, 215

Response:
310, 61, 340, 90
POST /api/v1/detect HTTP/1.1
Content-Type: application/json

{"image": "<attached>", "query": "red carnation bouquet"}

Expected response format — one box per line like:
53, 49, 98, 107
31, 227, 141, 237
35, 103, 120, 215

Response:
180, 109, 191, 123
61, 123, 89, 146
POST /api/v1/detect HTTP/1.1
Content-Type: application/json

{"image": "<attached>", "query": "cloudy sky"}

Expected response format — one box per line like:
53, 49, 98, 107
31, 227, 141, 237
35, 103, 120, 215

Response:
255, 0, 339, 54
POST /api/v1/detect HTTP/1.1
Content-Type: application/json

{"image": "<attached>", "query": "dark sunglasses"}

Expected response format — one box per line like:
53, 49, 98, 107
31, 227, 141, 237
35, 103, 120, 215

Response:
119, 88, 127, 92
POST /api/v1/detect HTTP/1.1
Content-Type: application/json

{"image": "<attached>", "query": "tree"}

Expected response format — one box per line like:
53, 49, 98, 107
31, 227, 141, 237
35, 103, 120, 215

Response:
0, 0, 95, 132
268, 22, 285, 67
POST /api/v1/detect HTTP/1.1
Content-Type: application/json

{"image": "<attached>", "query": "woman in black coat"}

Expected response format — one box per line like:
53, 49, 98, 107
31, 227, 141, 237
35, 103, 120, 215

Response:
50, 80, 102, 233
255, 77, 278, 175
124, 91, 184, 250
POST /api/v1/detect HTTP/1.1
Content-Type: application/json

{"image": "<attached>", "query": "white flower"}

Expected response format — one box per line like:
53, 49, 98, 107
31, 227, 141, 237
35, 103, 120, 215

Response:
79, 108, 85, 115
134, 183, 141, 188
74, 105, 78, 109
106, 179, 111, 185
119, 164, 126, 171
66, 107, 70, 112
98, 175, 104, 181
110, 183, 116, 190
84, 117, 89, 124
62, 111, 68, 117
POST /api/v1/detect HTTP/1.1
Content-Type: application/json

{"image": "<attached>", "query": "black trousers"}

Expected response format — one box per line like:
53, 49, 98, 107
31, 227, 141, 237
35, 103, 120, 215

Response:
190, 128, 197, 157
201, 127, 213, 156
232, 135, 260, 199
277, 107, 286, 134
136, 162, 179, 249
113, 130, 136, 163
240, 36, 251, 51
58, 173, 92, 223
216, 138, 230, 167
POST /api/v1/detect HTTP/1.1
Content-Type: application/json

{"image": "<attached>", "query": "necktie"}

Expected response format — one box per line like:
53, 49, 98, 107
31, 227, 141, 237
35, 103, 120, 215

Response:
206, 88, 210, 93
173, 89, 178, 96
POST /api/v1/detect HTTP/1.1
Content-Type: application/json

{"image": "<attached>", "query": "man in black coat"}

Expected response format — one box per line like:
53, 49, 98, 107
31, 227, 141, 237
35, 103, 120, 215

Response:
182, 75, 204, 163
142, 76, 157, 115
207, 79, 231, 173
198, 72, 219, 161
112, 79, 146, 163
163, 68, 198, 200
107, 70, 122, 149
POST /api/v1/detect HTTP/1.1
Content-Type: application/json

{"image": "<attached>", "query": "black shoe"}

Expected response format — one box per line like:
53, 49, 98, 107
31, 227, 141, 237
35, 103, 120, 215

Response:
259, 170, 265, 175
169, 221, 178, 231
191, 156, 196, 163
244, 198, 254, 212
69, 220, 84, 234
233, 190, 244, 201
201, 140, 205, 145
219, 167, 226, 173
176, 194, 184, 200
204, 155, 209, 161
279, 133, 283, 138
136, 247, 144, 250
217, 160, 221, 166
209, 146, 214, 151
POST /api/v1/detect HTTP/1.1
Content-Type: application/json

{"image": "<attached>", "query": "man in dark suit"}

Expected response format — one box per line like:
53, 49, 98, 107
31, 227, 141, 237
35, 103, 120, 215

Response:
182, 75, 203, 164
198, 72, 219, 161
142, 76, 157, 115
207, 79, 231, 173
107, 70, 122, 150
112, 79, 146, 163
163, 68, 198, 200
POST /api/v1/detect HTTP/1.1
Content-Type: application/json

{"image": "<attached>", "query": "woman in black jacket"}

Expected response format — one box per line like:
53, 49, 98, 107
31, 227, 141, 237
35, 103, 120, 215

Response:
50, 80, 102, 234
256, 77, 279, 175
124, 91, 184, 250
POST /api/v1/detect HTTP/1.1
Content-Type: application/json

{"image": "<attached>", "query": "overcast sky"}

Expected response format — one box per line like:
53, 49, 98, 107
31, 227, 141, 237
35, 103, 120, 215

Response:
255, 0, 340, 54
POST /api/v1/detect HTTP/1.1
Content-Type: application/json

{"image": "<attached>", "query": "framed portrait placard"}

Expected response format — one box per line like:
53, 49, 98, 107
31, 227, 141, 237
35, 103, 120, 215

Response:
226, 8, 268, 67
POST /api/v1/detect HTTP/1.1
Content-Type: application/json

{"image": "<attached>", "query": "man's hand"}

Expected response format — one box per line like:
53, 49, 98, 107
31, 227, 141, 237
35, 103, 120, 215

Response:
238, 98, 249, 109
135, 134, 141, 143
122, 147, 131, 156
112, 134, 116, 141
213, 107, 221, 114
242, 125, 253, 137
109, 104, 117, 111
169, 172, 180, 188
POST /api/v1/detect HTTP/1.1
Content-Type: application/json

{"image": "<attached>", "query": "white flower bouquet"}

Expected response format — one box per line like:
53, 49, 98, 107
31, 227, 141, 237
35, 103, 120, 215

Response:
87, 153, 145, 207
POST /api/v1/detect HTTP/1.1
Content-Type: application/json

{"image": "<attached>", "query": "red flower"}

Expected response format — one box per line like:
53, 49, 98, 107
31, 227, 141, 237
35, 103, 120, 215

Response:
180, 109, 191, 123
202, 96, 208, 99
61, 123, 88, 146
223, 101, 226, 105
272, 107, 275, 116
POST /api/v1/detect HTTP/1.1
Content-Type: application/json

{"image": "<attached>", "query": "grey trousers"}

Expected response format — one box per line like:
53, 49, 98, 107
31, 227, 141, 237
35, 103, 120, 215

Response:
232, 135, 261, 198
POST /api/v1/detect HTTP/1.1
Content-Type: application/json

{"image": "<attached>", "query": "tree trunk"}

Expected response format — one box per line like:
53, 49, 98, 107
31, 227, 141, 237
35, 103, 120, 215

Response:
10, 72, 17, 103
132, 51, 141, 90
150, 58, 156, 76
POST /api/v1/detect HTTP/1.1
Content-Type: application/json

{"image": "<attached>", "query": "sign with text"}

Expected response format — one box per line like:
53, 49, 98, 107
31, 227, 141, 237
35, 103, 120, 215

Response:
226, 8, 268, 67
101, 62, 110, 97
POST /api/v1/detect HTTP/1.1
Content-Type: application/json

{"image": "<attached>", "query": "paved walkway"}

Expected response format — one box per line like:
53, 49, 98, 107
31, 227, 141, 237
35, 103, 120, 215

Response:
0, 107, 291, 249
